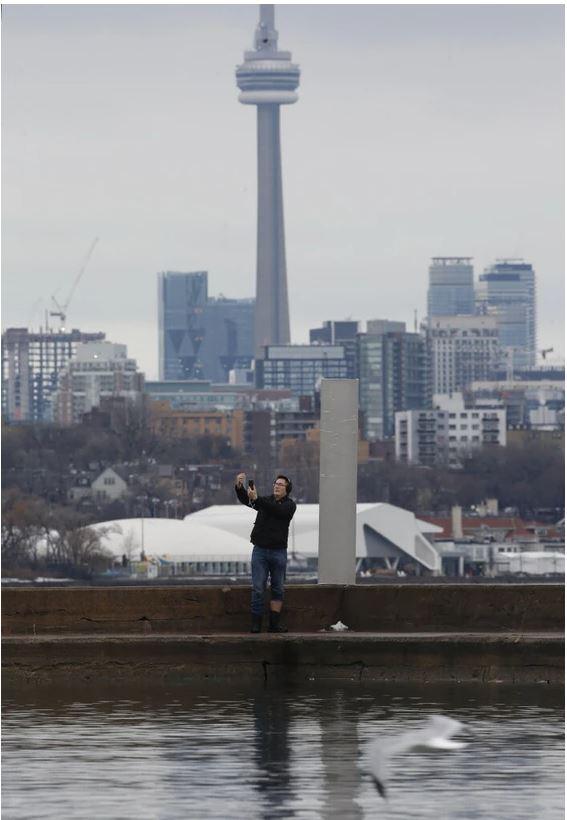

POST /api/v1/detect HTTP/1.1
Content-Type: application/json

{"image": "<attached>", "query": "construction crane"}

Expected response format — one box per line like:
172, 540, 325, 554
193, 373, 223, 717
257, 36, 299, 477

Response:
540, 347, 554, 360
50, 237, 99, 329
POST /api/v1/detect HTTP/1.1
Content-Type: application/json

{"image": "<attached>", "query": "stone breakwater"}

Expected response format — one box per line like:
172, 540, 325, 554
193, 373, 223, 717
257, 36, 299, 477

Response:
2, 584, 564, 685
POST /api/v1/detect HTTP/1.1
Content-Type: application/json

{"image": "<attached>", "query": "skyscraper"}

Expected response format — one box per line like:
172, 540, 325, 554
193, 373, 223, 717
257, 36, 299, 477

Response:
236, 4, 299, 356
427, 257, 475, 318
158, 271, 254, 382
158, 271, 208, 380
476, 259, 536, 370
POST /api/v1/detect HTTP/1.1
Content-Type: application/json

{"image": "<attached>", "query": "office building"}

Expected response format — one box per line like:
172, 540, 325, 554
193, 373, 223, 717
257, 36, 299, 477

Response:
427, 315, 500, 395
236, 5, 300, 355
396, 393, 506, 467
53, 341, 145, 425
201, 296, 255, 383
310, 320, 359, 378
2, 327, 105, 423
476, 259, 536, 371
157, 271, 254, 382
158, 271, 208, 380
144, 379, 294, 413
427, 257, 475, 318
256, 344, 347, 400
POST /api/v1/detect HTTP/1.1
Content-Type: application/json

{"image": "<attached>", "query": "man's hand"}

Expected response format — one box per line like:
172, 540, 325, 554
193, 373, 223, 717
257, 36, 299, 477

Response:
248, 486, 258, 502
236, 472, 246, 488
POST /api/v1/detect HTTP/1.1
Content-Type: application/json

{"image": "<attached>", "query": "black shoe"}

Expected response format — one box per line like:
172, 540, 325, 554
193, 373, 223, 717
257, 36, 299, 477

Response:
268, 611, 288, 633
250, 614, 262, 633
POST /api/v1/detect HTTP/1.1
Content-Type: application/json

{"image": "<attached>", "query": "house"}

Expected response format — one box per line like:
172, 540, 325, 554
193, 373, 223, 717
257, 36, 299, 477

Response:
91, 468, 129, 504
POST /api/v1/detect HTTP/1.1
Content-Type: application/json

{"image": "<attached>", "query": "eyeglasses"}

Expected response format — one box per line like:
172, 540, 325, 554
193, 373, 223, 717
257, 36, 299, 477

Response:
273, 481, 287, 487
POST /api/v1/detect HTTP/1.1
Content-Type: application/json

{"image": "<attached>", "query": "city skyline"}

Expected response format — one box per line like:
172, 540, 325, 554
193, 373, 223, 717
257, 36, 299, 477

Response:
2, 4, 564, 379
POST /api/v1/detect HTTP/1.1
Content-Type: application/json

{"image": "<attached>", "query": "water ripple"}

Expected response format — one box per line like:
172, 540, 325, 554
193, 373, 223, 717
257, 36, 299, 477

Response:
2, 682, 564, 820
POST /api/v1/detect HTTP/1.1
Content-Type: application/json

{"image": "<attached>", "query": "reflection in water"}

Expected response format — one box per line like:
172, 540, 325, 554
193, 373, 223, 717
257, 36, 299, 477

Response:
2, 682, 564, 820
319, 691, 364, 819
252, 689, 293, 818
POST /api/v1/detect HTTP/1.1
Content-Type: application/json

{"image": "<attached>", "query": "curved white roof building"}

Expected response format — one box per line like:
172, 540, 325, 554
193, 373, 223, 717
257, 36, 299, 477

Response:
90, 502, 443, 573
188, 503, 443, 572
90, 518, 253, 563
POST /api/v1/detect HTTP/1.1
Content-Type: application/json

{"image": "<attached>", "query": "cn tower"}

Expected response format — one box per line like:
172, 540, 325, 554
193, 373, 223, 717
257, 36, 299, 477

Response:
236, 4, 300, 356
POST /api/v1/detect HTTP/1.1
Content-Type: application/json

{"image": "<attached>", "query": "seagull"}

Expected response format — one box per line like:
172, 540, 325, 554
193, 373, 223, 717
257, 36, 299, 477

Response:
367, 715, 466, 798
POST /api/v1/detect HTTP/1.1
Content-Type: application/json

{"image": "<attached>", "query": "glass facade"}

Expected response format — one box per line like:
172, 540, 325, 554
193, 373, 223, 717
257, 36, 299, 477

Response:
358, 328, 431, 441
256, 345, 347, 398
158, 271, 254, 382
427, 257, 475, 318
476, 261, 536, 370
309, 321, 359, 379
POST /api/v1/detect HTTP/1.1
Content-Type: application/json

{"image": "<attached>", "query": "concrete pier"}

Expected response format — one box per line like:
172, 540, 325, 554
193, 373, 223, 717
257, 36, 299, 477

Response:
2, 584, 563, 686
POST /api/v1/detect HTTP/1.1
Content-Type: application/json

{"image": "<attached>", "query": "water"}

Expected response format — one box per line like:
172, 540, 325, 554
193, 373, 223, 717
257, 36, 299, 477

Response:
2, 682, 564, 819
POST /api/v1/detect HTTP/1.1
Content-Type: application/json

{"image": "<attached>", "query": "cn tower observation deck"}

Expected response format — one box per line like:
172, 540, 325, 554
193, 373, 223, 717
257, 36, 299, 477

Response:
236, 4, 300, 356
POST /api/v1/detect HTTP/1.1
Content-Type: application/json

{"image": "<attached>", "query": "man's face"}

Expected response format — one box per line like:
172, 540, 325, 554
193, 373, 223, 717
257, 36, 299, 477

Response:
273, 479, 287, 499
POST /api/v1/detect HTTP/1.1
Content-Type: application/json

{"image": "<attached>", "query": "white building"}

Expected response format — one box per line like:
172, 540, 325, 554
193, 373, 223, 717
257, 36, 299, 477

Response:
53, 341, 144, 424
395, 393, 506, 467
91, 502, 444, 576
427, 315, 500, 395
91, 468, 129, 504
189, 502, 443, 574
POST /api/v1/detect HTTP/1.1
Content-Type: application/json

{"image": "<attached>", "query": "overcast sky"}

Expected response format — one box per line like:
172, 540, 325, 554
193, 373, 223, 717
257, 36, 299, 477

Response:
2, 3, 564, 379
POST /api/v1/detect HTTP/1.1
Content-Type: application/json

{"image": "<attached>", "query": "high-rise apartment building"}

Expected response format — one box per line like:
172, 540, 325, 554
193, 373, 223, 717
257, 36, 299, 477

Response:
1, 327, 105, 423
309, 320, 359, 379
157, 271, 254, 382
427, 257, 475, 318
476, 259, 536, 371
395, 396, 506, 468
53, 341, 145, 425
382, 331, 431, 438
236, 5, 299, 355
357, 320, 430, 441
427, 315, 500, 395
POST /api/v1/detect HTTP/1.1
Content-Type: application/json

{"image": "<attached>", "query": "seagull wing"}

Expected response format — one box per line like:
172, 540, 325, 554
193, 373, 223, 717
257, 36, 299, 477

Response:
418, 715, 466, 749
366, 715, 466, 798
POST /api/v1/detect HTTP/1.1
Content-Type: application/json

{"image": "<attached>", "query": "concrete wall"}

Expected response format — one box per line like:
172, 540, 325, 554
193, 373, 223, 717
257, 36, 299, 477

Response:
3, 633, 563, 686
2, 584, 563, 635
3, 585, 562, 686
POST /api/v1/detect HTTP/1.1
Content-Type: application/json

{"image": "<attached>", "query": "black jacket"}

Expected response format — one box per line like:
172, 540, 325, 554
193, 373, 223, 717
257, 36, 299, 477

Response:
235, 484, 297, 550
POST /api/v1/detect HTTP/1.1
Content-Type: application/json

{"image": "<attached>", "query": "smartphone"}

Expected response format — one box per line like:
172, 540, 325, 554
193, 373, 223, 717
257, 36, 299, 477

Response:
248, 480, 255, 490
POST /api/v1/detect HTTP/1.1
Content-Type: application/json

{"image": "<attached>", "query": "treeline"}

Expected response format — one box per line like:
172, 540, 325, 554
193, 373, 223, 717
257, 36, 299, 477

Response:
283, 438, 564, 519
2, 417, 564, 575
2, 418, 237, 482
2, 490, 117, 578
2, 416, 243, 575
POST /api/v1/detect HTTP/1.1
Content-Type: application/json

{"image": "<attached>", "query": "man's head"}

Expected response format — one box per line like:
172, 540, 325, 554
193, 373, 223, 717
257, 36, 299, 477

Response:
273, 474, 292, 499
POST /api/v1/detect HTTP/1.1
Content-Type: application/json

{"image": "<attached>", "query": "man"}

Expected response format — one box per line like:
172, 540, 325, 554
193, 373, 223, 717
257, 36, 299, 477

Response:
235, 472, 296, 633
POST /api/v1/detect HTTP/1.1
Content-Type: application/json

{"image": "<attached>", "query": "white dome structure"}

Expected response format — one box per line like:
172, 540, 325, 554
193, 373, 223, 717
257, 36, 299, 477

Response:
187, 503, 443, 573
90, 518, 253, 563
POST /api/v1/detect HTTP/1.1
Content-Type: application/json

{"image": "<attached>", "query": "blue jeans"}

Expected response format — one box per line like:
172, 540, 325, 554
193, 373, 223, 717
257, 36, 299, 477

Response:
251, 546, 287, 615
